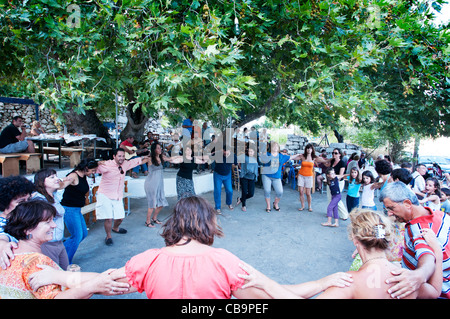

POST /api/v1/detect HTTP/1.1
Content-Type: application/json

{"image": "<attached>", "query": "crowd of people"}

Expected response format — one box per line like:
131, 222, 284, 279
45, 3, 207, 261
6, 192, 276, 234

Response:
1, 116, 450, 300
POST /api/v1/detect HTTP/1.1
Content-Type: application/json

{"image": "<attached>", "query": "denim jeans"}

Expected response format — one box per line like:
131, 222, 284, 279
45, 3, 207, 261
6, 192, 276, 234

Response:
346, 195, 360, 214
261, 175, 283, 199
63, 206, 88, 264
130, 156, 148, 174
213, 172, 233, 210
240, 177, 255, 207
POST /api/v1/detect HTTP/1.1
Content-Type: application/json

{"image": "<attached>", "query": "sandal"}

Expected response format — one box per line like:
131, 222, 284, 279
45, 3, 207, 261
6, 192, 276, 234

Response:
152, 218, 162, 225
236, 197, 241, 206
266, 208, 271, 213
241, 206, 247, 212
145, 221, 155, 228
273, 202, 280, 211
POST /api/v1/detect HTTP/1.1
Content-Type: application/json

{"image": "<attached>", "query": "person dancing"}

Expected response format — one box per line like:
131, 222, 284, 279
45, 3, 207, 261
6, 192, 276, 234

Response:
297, 144, 330, 212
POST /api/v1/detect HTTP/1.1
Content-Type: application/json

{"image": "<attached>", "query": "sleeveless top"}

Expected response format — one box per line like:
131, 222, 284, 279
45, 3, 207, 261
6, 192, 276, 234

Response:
298, 161, 314, 177
61, 174, 89, 207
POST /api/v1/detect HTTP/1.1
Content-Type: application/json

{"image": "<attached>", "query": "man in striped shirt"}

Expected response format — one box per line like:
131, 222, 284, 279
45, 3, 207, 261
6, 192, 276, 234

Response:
380, 182, 449, 299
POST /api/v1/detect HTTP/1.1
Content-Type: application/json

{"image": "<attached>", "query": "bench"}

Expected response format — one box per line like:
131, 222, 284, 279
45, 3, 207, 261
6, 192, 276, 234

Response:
0, 152, 42, 176
11, 153, 41, 174
0, 154, 22, 177
81, 182, 131, 226
38, 146, 84, 167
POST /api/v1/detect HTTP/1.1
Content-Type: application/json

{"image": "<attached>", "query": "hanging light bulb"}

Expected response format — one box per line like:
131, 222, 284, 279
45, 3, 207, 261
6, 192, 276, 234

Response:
234, 16, 240, 35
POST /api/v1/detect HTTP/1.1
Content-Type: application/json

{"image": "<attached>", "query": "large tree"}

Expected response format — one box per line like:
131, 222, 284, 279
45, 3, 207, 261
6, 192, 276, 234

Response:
0, 0, 448, 144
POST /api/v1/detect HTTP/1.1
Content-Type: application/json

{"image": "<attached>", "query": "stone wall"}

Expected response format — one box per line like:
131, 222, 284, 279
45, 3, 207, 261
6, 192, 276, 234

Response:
284, 134, 362, 157
0, 102, 59, 133
0, 101, 170, 137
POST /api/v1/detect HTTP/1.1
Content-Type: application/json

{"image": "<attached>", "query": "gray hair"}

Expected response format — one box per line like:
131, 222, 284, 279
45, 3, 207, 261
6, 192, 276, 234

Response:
379, 181, 419, 205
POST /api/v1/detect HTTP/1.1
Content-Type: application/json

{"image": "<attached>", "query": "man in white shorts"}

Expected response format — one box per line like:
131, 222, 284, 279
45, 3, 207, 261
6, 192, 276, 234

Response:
96, 148, 150, 246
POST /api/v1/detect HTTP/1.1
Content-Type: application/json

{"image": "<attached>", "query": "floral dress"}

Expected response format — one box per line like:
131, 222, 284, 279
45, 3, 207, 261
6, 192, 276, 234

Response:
0, 252, 62, 299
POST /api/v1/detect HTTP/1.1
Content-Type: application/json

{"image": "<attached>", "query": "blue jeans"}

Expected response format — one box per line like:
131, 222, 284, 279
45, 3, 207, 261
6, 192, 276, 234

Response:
130, 156, 148, 174
213, 172, 233, 210
346, 195, 360, 214
63, 206, 88, 264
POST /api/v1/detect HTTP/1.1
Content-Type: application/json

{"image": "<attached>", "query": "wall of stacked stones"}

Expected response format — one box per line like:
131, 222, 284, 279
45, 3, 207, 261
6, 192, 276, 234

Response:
0, 102, 59, 132
284, 134, 362, 157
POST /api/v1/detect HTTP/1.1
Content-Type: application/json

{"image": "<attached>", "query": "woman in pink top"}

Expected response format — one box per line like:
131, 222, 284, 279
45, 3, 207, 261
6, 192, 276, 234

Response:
111, 196, 266, 299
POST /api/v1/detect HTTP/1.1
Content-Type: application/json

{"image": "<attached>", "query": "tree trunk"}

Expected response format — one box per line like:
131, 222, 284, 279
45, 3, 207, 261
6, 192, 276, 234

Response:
413, 137, 420, 164
120, 88, 148, 143
333, 129, 344, 143
62, 108, 112, 147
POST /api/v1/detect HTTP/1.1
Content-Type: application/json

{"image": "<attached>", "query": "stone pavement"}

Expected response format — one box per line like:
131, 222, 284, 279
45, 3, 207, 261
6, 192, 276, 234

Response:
72, 174, 382, 299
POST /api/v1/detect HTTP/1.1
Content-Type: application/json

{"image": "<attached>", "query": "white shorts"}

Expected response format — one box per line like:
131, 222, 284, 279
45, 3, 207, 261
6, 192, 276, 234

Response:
297, 174, 313, 188
95, 193, 125, 220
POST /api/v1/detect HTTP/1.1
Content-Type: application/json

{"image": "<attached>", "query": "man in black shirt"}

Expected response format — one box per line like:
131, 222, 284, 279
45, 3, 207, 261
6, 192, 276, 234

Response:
0, 116, 35, 153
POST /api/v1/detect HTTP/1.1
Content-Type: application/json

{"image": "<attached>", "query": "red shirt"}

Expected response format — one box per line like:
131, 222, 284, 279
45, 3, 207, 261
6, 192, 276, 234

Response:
125, 247, 245, 299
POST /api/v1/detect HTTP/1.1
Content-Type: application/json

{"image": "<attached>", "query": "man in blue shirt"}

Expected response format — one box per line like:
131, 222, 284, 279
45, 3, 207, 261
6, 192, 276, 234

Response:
213, 147, 237, 214
182, 116, 193, 140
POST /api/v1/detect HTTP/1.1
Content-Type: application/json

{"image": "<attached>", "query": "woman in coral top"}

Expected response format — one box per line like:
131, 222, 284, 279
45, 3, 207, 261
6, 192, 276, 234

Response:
111, 196, 267, 299
0, 200, 129, 299
297, 144, 330, 212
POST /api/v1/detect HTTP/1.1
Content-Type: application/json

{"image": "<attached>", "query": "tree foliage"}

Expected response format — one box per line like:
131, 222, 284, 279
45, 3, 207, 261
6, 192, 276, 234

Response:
0, 0, 448, 140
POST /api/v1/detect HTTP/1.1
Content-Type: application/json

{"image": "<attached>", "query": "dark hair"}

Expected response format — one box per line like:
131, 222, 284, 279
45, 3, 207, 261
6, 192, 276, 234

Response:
391, 168, 412, 185
374, 159, 392, 175
33, 168, 57, 203
348, 167, 361, 184
332, 148, 342, 159
72, 158, 98, 173
400, 162, 413, 169
12, 115, 23, 122
0, 176, 35, 212
161, 196, 223, 246
362, 170, 375, 184
113, 148, 125, 156
426, 177, 441, 198
303, 143, 317, 159
150, 142, 164, 166
441, 188, 450, 196
4, 199, 57, 241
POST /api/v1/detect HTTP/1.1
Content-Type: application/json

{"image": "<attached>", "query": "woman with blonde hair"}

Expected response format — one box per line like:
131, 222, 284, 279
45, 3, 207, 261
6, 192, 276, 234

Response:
30, 121, 45, 136
239, 208, 443, 299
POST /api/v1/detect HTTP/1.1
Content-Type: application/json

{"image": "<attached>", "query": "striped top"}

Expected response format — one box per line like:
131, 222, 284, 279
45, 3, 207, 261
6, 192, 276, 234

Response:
403, 207, 450, 298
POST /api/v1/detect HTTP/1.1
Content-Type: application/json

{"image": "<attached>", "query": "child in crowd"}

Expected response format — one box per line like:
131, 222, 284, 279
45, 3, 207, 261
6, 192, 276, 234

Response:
419, 177, 441, 212
346, 167, 361, 214
440, 187, 450, 215
322, 168, 345, 227
360, 170, 377, 210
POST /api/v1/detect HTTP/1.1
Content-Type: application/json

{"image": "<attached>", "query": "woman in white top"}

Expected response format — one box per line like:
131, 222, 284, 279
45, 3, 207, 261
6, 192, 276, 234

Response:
418, 177, 441, 212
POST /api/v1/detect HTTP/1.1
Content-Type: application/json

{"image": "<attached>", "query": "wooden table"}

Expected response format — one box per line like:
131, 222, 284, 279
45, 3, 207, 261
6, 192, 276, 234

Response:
28, 136, 64, 168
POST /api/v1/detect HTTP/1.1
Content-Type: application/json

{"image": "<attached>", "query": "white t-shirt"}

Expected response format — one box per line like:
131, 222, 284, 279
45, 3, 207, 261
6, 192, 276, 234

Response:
411, 171, 425, 193
361, 184, 376, 207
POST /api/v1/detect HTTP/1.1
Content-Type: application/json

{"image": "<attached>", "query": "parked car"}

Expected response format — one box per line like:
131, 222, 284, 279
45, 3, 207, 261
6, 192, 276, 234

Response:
418, 155, 450, 177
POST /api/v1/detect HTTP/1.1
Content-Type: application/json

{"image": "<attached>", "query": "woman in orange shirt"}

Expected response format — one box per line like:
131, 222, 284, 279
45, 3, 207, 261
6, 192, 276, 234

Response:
110, 196, 268, 299
297, 144, 330, 212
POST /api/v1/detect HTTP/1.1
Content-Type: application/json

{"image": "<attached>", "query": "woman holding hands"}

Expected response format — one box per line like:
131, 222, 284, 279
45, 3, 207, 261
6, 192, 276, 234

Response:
297, 144, 330, 212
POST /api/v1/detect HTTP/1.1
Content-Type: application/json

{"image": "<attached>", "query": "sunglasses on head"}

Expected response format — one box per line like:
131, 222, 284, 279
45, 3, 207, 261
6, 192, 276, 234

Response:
118, 166, 124, 174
